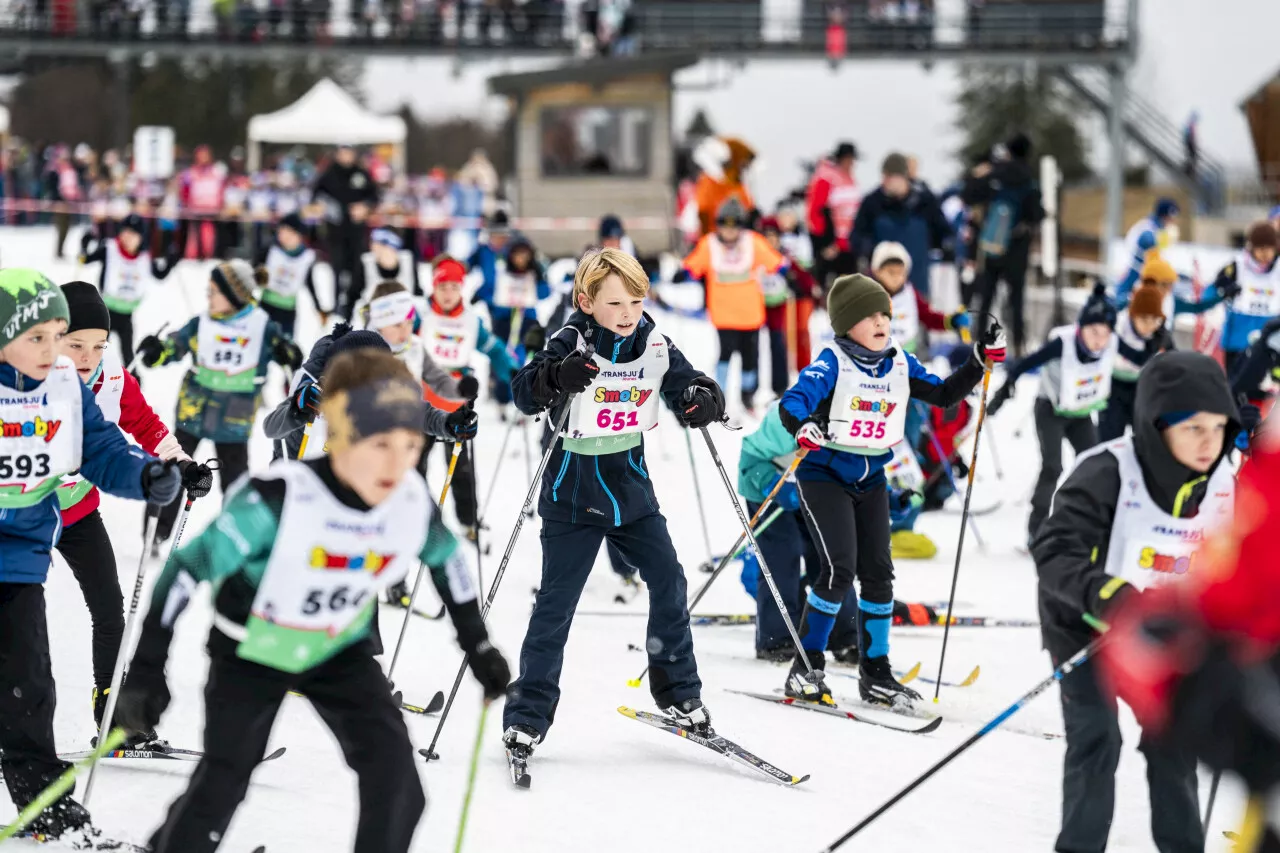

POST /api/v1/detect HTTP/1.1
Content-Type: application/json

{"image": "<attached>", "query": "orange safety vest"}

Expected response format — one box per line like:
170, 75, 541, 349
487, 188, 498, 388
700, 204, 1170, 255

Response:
684, 232, 783, 331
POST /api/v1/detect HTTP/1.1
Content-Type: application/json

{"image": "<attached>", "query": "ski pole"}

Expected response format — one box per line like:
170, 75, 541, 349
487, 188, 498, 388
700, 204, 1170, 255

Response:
821, 638, 1100, 852
520, 417, 536, 518
467, 439, 484, 593
699, 427, 814, 677
922, 422, 985, 550
478, 416, 518, 524
933, 348, 996, 703
453, 701, 490, 853
684, 428, 715, 565
1203, 769, 1221, 832
422, 391, 580, 762
387, 440, 464, 686
0, 728, 128, 841
297, 420, 314, 460
125, 322, 170, 374
84, 499, 171, 805
626, 451, 806, 688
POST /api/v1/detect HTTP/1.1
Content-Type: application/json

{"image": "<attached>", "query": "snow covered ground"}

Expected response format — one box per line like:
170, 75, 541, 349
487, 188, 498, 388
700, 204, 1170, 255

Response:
0, 225, 1246, 852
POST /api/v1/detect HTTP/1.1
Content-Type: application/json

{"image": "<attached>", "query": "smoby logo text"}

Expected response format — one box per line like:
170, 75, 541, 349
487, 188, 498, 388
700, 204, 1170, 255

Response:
1075, 376, 1103, 388
0, 416, 61, 443
309, 547, 396, 575
594, 386, 653, 407
849, 397, 896, 418
1138, 546, 1196, 576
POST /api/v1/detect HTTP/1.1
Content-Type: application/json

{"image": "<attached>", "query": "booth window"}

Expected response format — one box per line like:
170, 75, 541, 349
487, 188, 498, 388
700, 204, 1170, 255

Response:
540, 106, 653, 178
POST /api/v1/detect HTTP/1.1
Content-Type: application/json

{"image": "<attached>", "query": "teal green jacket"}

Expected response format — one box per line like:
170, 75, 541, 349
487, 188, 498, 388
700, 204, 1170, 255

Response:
737, 404, 800, 504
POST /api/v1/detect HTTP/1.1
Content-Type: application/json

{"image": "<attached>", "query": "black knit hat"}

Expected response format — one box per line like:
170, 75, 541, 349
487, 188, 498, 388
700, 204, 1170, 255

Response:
118, 213, 145, 235
278, 212, 306, 235
329, 323, 390, 359
61, 281, 111, 334
1078, 282, 1117, 329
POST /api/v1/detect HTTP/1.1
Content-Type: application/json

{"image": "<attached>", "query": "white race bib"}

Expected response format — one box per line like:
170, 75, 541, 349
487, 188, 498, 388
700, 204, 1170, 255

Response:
421, 309, 480, 371
884, 439, 926, 491
0, 358, 84, 508
566, 335, 668, 440
1052, 325, 1116, 415
196, 309, 270, 393
826, 344, 911, 453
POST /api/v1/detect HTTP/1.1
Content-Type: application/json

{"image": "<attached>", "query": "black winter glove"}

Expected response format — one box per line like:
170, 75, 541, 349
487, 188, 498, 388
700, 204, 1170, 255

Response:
137, 335, 166, 368
1239, 399, 1262, 436
522, 323, 547, 354
467, 640, 512, 701
675, 377, 726, 429
456, 374, 480, 401
1145, 325, 1173, 355
141, 459, 183, 507
986, 381, 1013, 417
289, 382, 322, 425
445, 404, 479, 441
552, 351, 599, 394
179, 460, 214, 500
114, 664, 171, 737
273, 337, 303, 371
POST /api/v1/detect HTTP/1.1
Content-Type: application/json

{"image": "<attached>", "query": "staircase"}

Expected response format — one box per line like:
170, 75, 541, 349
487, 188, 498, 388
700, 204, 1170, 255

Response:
1057, 67, 1227, 212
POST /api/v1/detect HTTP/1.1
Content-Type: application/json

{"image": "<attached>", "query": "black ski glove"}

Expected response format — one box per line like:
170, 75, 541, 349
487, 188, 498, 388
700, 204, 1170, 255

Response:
1145, 325, 1173, 355
522, 323, 547, 354
468, 640, 511, 702
137, 335, 167, 368
273, 337, 303, 371
179, 460, 214, 500
141, 459, 183, 507
456, 374, 480, 402
986, 381, 1014, 417
289, 381, 322, 425
114, 665, 171, 737
552, 351, 599, 394
675, 377, 726, 429
445, 404, 479, 441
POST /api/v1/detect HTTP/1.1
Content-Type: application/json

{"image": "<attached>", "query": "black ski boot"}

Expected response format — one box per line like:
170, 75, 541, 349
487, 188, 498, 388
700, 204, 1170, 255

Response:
386, 581, 411, 607
784, 649, 835, 706
27, 794, 91, 838
502, 725, 540, 788
858, 655, 922, 710
661, 698, 712, 735
93, 687, 165, 749
831, 644, 860, 666
755, 646, 793, 663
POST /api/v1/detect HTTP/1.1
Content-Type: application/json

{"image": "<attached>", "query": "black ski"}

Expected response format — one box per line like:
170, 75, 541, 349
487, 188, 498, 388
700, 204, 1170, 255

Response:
619, 707, 808, 787
0, 827, 147, 850
396, 691, 445, 716
727, 690, 942, 734
505, 746, 531, 789
58, 745, 286, 764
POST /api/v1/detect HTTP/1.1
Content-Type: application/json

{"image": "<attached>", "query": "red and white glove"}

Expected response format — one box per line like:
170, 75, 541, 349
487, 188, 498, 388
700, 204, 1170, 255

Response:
795, 420, 827, 452
977, 326, 1007, 364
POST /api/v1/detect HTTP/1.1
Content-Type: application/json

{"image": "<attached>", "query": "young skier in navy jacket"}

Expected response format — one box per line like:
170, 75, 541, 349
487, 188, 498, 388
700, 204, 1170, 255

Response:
501, 247, 726, 768
778, 273, 1004, 709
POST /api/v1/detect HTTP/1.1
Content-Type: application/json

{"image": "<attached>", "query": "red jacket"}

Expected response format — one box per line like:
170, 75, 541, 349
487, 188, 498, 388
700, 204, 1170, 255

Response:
805, 159, 859, 249
62, 370, 170, 528
911, 286, 949, 333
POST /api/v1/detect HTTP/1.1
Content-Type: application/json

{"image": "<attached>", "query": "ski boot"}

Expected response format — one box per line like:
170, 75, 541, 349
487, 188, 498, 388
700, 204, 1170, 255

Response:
386, 581, 411, 608
755, 646, 793, 664
784, 649, 835, 706
465, 526, 479, 543
858, 655, 922, 711
27, 794, 91, 838
502, 725, 540, 788
661, 698, 712, 735
831, 644, 860, 667
94, 687, 166, 749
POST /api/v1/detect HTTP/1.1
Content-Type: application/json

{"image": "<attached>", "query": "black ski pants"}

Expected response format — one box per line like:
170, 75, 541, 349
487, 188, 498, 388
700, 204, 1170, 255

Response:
1097, 378, 1137, 443
0, 583, 69, 810
148, 643, 423, 853
108, 309, 136, 371
1055, 654, 1203, 853
974, 243, 1031, 355
56, 509, 124, 691
1029, 398, 1099, 543
420, 437, 477, 527
796, 478, 894, 608
156, 429, 249, 543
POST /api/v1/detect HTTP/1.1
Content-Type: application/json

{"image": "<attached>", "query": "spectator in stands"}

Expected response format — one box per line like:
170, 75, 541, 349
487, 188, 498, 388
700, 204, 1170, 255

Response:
312, 144, 380, 319
963, 133, 1045, 357
851, 152, 951, 298
805, 140, 860, 287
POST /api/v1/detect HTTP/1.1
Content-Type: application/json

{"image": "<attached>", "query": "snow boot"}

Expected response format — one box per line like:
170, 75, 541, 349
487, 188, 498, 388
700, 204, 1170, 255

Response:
661, 698, 712, 735
858, 655, 922, 710
784, 649, 835, 706
27, 795, 91, 838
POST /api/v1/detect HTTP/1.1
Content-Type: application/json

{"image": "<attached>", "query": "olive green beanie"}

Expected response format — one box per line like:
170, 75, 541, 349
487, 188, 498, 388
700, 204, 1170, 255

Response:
827, 273, 892, 337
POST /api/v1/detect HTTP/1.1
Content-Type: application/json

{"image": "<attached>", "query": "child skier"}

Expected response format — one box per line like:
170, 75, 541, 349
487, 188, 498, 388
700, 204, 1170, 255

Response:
256, 212, 327, 336
136, 260, 303, 549
987, 284, 1159, 544
759, 216, 818, 398
777, 273, 1003, 708
0, 268, 183, 838
362, 227, 421, 299
1211, 221, 1280, 374
113, 349, 511, 853
1099, 281, 1172, 441
682, 197, 786, 413
869, 240, 970, 355
502, 247, 725, 767
55, 282, 213, 733
1032, 351, 1238, 853
470, 235, 549, 405
79, 213, 180, 368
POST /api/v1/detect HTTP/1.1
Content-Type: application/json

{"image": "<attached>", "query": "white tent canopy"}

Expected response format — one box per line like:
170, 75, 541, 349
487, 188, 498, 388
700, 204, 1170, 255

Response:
246, 78, 406, 170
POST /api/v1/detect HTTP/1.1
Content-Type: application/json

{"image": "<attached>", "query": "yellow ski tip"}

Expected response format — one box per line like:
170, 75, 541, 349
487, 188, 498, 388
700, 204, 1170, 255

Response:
959, 665, 982, 687
617, 706, 638, 719
626, 678, 643, 688
899, 661, 922, 684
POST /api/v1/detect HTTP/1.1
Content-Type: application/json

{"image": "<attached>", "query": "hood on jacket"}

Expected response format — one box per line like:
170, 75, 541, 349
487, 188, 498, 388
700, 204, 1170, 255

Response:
1132, 351, 1240, 512
562, 309, 657, 364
